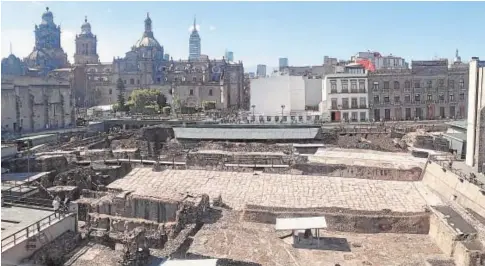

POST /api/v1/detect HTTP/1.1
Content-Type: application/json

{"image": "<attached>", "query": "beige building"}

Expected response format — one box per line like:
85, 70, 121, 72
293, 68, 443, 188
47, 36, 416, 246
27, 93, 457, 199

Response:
368, 59, 469, 121
1, 75, 75, 134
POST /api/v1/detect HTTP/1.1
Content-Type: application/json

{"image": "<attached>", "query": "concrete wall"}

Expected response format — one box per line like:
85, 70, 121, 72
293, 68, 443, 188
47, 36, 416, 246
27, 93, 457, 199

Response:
422, 161, 485, 218
1, 214, 76, 266
466, 59, 485, 170
304, 78, 323, 108
250, 76, 292, 115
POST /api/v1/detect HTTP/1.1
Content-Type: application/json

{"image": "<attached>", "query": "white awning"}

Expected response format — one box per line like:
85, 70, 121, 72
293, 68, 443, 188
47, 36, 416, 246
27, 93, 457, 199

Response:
275, 216, 327, 231
160, 259, 218, 266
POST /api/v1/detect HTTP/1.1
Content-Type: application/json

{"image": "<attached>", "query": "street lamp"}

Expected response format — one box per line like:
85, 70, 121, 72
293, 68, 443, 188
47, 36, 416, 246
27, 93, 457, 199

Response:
281, 105, 285, 123
251, 105, 256, 122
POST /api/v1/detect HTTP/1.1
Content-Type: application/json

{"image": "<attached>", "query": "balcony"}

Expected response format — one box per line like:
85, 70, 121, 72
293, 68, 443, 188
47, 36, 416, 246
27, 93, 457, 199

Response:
351, 105, 358, 109
359, 104, 367, 109
342, 104, 350, 110
358, 89, 366, 93
330, 90, 338, 94
341, 89, 349, 93
331, 105, 338, 110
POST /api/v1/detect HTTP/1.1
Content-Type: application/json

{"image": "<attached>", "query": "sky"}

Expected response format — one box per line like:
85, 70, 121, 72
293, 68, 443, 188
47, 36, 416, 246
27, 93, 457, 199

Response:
1, 1, 485, 72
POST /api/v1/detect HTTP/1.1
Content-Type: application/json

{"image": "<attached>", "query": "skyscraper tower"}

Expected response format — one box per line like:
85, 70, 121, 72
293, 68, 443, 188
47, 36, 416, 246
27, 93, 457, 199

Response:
189, 16, 201, 61
74, 16, 99, 65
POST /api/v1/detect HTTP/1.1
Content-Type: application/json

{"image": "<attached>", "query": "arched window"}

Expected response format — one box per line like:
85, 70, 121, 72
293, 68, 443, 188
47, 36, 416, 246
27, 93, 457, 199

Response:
394, 81, 400, 90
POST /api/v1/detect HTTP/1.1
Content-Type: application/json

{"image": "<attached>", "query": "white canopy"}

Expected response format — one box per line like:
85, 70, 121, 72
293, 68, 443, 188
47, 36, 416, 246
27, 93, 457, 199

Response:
275, 216, 327, 231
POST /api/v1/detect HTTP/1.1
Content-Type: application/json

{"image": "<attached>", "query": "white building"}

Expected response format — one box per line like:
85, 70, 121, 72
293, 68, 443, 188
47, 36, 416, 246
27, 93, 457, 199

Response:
466, 58, 485, 172
320, 64, 369, 122
250, 75, 321, 123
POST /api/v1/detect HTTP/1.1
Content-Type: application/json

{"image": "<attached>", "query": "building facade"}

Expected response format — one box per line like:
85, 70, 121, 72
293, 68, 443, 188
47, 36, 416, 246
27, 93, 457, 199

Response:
466, 58, 485, 172
188, 17, 201, 61
368, 59, 469, 121
320, 64, 369, 122
74, 16, 99, 65
256, 64, 267, 78
225, 51, 234, 62
352, 51, 408, 70
279, 58, 288, 70
1, 75, 75, 134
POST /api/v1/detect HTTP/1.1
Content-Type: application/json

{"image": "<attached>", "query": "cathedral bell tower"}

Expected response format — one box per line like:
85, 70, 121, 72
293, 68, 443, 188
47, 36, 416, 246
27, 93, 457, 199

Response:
74, 16, 99, 65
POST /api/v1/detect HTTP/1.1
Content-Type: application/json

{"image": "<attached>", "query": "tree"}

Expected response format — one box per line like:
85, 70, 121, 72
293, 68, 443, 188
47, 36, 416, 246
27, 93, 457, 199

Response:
116, 78, 126, 112
156, 93, 167, 112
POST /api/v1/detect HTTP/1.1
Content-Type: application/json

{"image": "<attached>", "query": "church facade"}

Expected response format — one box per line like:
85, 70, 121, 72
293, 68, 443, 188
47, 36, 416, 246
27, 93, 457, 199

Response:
2, 8, 249, 115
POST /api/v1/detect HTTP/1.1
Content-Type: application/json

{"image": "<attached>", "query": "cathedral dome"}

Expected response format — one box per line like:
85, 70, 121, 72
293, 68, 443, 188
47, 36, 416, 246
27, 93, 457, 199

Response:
135, 36, 161, 48
41, 7, 54, 25
81, 16, 92, 35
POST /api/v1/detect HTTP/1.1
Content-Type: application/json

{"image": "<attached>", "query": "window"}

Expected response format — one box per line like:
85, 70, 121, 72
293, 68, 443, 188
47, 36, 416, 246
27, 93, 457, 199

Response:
282, 116, 287, 122
449, 94, 454, 102
157, 78, 161, 83
130, 78, 134, 85
330, 80, 337, 93
109, 89, 112, 95
384, 96, 390, 103
449, 80, 454, 89
275, 116, 279, 122
331, 98, 338, 109
415, 94, 420, 102
394, 81, 400, 90
351, 112, 358, 121
359, 80, 365, 92
427, 94, 432, 101
440, 107, 445, 118
405, 108, 411, 119
373, 82, 379, 90
427, 80, 432, 88
439, 94, 444, 101
342, 98, 349, 109
414, 80, 420, 88
137, 79, 140, 84
459, 79, 465, 89
193, 77, 197, 82
359, 97, 366, 108
209, 89, 213, 96
341, 80, 349, 92
394, 96, 400, 103
298, 116, 303, 122
374, 95, 380, 104
351, 98, 358, 108
189, 89, 194, 96
439, 79, 444, 87
360, 112, 366, 121
267, 116, 271, 122
351, 80, 357, 92
405, 95, 410, 103
343, 112, 349, 121
405, 81, 411, 89
450, 106, 455, 117
383, 81, 390, 90
460, 93, 465, 100
124, 80, 127, 84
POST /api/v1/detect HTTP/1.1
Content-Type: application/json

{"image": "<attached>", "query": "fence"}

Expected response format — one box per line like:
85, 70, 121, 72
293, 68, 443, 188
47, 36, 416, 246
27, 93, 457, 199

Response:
1, 212, 62, 250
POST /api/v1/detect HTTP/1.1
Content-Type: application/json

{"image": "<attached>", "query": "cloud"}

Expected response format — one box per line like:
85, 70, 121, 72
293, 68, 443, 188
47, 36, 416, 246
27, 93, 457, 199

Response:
188, 24, 200, 32
209, 25, 216, 31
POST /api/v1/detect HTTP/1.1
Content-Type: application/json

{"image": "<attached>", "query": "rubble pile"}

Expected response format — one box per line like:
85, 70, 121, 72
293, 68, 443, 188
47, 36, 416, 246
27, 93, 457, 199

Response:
54, 166, 107, 191
338, 134, 406, 152
26, 231, 81, 266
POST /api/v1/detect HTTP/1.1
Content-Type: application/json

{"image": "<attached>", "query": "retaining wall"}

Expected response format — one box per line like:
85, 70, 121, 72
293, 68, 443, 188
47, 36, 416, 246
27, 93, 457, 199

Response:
242, 205, 430, 234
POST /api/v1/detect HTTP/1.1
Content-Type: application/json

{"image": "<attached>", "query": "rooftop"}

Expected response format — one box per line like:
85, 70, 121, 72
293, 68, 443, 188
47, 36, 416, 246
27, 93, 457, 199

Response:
108, 168, 431, 212
1, 205, 53, 240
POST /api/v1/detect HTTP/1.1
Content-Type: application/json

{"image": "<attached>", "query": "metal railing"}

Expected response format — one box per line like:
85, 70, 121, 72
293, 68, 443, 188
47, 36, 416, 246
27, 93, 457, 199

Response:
1, 212, 65, 250
428, 155, 485, 189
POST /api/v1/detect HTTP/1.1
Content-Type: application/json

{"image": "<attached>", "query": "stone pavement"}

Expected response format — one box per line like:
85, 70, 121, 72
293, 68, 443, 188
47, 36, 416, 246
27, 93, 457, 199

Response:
108, 168, 430, 212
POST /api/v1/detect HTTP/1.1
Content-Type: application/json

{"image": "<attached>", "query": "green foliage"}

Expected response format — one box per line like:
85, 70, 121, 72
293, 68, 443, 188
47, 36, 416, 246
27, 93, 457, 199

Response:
129, 89, 167, 114
116, 78, 126, 111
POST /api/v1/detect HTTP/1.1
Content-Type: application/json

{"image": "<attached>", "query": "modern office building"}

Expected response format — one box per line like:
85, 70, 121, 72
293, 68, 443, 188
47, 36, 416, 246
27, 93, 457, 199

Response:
256, 64, 267, 78
279, 58, 289, 70
466, 58, 485, 172
188, 17, 201, 61
225, 50, 234, 62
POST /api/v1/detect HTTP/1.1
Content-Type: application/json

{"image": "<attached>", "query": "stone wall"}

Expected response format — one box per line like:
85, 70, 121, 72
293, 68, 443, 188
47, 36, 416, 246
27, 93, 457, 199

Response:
1, 155, 69, 173
292, 163, 423, 181
243, 205, 430, 234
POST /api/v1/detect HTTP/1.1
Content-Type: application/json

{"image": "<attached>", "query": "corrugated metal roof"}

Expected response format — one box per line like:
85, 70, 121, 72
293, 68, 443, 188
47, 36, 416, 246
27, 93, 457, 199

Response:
174, 127, 319, 140
275, 217, 328, 230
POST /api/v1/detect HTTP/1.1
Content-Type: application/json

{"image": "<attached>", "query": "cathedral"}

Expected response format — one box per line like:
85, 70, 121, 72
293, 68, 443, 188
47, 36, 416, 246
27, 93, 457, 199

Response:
1, 8, 248, 112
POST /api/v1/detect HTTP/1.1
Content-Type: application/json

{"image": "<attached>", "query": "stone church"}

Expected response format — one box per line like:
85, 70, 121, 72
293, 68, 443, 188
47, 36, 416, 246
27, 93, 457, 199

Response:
2, 8, 249, 115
